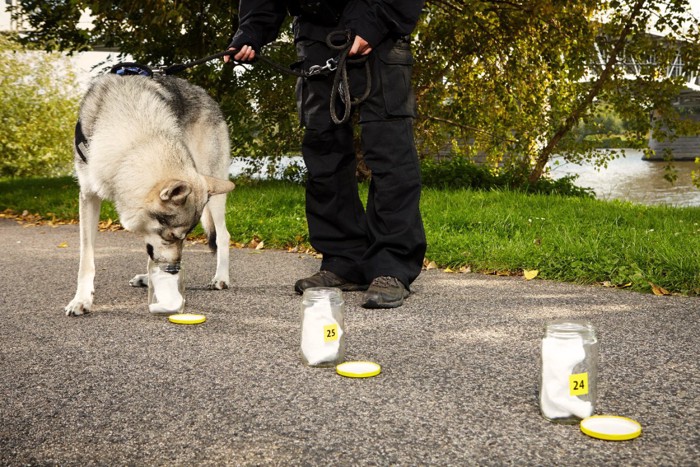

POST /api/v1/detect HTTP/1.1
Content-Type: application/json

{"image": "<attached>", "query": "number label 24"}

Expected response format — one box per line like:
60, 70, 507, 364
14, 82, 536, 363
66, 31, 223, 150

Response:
569, 372, 589, 396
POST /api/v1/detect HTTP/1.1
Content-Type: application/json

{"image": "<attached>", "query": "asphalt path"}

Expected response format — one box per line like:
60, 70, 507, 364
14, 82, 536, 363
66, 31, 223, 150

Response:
1, 218, 698, 465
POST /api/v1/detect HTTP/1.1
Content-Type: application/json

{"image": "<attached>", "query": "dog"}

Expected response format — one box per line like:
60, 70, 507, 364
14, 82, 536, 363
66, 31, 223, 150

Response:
65, 71, 235, 316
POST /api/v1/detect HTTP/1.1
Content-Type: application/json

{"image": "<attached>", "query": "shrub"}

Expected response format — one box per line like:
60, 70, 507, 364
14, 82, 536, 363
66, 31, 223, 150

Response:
420, 155, 593, 198
0, 35, 80, 177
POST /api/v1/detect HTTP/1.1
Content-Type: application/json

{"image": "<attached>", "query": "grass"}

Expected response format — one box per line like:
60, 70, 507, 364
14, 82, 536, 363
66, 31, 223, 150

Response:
2, 176, 699, 295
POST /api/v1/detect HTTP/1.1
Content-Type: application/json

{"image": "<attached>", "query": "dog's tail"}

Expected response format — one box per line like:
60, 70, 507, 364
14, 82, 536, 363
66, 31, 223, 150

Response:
201, 207, 217, 253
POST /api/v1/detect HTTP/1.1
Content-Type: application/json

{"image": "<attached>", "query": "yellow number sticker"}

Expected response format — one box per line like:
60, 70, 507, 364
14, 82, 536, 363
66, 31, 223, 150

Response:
569, 372, 589, 396
324, 324, 339, 342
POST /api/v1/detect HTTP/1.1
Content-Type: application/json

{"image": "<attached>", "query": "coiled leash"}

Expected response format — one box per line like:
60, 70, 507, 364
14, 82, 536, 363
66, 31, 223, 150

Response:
109, 30, 370, 126
325, 30, 371, 125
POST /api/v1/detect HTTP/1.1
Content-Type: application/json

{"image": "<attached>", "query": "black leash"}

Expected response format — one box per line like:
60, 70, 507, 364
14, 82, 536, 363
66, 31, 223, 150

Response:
325, 30, 371, 125
109, 30, 370, 125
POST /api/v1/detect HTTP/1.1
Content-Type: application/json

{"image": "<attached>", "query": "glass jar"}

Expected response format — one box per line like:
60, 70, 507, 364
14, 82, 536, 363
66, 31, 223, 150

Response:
540, 321, 598, 424
300, 287, 346, 367
147, 259, 185, 315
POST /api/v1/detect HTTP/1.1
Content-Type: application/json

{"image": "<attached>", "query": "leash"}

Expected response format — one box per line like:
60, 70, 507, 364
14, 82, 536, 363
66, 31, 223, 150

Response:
108, 30, 371, 125
325, 30, 371, 125
165, 30, 371, 125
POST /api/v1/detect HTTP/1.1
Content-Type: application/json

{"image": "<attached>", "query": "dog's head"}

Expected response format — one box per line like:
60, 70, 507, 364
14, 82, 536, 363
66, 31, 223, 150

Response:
136, 176, 235, 264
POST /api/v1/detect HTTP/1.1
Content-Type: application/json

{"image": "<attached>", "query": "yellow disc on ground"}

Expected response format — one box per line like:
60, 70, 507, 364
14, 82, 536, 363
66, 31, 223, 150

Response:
336, 361, 381, 378
580, 415, 642, 441
168, 313, 206, 325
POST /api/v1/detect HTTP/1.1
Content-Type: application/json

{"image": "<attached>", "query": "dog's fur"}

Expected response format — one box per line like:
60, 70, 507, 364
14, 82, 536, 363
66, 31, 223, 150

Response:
65, 74, 235, 316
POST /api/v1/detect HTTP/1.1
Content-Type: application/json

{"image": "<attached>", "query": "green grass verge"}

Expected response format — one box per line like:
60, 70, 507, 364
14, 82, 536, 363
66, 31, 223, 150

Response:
2, 176, 699, 295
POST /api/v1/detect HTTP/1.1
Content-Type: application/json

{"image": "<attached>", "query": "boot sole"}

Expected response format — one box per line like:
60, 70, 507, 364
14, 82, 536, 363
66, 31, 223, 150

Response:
362, 291, 409, 309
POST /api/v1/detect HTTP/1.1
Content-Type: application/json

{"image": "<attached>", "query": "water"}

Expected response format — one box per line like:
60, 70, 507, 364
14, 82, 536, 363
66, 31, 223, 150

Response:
229, 150, 700, 207
550, 149, 700, 207
229, 156, 303, 180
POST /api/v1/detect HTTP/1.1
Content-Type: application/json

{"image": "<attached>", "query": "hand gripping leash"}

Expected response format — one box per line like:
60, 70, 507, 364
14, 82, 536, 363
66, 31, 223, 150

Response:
325, 30, 371, 125
110, 30, 371, 126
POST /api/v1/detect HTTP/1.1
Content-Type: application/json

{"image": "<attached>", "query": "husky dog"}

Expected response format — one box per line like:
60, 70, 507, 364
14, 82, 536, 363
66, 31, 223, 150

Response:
65, 72, 235, 316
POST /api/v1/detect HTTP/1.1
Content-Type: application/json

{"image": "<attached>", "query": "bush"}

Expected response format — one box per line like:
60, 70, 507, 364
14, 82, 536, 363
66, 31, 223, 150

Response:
0, 35, 80, 177
420, 155, 593, 197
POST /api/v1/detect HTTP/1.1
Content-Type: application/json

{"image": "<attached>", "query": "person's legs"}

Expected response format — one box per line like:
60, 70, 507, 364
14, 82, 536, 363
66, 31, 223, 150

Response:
360, 117, 425, 290
295, 39, 369, 288
301, 125, 369, 285
355, 37, 427, 305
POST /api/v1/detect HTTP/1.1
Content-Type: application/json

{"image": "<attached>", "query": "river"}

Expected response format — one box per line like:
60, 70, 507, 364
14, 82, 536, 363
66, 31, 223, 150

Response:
230, 150, 700, 207
550, 149, 700, 207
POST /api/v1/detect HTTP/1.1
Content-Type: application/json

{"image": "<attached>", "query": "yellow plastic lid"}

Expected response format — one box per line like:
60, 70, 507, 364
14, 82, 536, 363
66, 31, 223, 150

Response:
168, 313, 207, 325
336, 361, 381, 378
580, 415, 642, 441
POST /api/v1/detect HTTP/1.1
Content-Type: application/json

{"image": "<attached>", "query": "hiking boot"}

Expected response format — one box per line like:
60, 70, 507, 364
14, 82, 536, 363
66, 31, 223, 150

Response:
294, 270, 368, 294
362, 276, 410, 309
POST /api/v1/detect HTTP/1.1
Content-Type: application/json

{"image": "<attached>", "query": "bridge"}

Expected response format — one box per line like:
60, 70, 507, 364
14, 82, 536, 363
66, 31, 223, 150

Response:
594, 35, 700, 161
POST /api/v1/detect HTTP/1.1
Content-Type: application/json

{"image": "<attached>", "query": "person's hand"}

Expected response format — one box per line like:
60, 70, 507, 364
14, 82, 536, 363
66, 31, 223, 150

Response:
224, 45, 256, 63
349, 35, 372, 56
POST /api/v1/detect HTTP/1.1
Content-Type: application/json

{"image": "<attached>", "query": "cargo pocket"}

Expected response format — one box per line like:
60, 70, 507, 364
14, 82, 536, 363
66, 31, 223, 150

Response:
378, 42, 416, 118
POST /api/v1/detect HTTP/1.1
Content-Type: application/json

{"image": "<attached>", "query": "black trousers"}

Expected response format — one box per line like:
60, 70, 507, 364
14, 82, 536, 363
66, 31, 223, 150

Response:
295, 36, 427, 289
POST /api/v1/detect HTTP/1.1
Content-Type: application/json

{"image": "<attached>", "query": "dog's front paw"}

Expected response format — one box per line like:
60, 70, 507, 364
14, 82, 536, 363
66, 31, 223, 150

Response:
65, 298, 92, 317
129, 274, 148, 287
208, 277, 230, 290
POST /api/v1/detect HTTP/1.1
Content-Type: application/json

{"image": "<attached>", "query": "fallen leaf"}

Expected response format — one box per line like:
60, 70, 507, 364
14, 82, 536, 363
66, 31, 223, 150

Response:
255, 241, 265, 250
426, 261, 438, 270
444, 267, 455, 273
523, 270, 539, 280
57, 242, 68, 248
459, 266, 471, 273
649, 282, 670, 296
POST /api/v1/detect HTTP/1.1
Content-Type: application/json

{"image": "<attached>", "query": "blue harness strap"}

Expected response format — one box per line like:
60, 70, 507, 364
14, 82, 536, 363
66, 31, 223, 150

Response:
109, 62, 154, 77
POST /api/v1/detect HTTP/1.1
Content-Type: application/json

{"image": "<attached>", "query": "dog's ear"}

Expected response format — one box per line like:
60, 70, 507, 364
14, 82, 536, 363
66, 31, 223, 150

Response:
203, 175, 235, 196
159, 180, 192, 206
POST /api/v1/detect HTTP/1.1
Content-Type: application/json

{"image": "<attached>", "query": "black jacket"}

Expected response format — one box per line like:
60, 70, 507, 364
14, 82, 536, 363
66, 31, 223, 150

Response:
230, 0, 424, 52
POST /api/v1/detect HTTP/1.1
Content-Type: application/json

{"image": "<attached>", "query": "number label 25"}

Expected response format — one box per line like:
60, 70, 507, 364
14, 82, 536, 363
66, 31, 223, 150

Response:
324, 324, 339, 342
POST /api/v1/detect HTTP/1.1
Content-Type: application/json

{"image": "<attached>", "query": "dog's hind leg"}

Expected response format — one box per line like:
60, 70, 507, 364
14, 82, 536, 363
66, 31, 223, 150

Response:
204, 194, 231, 290
65, 191, 101, 316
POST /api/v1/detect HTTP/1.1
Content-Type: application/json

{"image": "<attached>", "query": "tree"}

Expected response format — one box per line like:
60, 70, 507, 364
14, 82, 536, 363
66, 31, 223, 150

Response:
0, 34, 80, 177
413, 0, 700, 183
13, 0, 302, 165
13, 0, 700, 183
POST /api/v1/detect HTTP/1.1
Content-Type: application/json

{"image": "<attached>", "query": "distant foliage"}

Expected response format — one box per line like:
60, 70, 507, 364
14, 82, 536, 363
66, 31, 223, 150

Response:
0, 35, 80, 177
